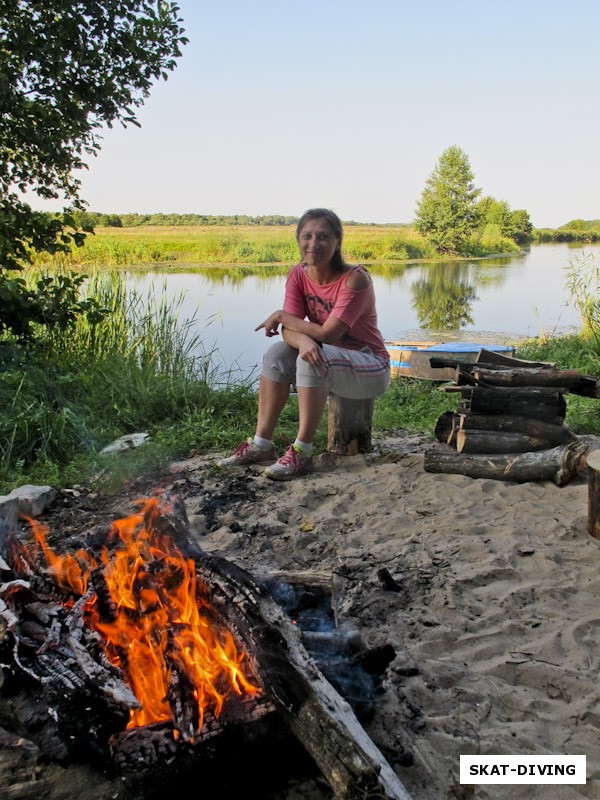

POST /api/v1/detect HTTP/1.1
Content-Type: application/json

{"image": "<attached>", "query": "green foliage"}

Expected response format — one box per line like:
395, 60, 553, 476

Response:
508, 209, 533, 243
414, 145, 481, 255
0, 269, 108, 340
0, 271, 257, 490
0, 0, 187, 338
533, 224, 600, 244
373, 376, 456, 434
564, 252, 600, 344
516, 334, 600, 434
475, 197, 533, 245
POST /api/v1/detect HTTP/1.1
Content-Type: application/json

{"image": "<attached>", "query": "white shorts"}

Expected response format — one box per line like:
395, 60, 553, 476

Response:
261, 342, 390, 400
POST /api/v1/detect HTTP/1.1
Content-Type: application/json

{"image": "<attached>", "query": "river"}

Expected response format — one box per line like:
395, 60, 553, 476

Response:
125, 243, 598, 384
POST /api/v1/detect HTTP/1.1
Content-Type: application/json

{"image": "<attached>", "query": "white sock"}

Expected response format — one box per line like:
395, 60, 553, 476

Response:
293, 439, 313, 455
253, 435, 273, 450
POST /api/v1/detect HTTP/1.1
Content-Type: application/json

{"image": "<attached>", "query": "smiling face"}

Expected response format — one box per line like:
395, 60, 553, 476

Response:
297, 217, 341, 270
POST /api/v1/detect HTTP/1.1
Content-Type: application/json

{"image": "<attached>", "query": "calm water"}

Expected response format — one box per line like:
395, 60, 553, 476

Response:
125, 243, 598, 383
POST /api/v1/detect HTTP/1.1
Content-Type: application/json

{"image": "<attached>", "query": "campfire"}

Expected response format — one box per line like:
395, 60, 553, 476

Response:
0, 492, 413, 800
3, 495, 260, 738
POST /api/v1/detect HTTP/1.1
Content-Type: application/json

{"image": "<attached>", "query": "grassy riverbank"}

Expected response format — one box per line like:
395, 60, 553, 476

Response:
30, 223, 521, 270
0, 267, 598, 494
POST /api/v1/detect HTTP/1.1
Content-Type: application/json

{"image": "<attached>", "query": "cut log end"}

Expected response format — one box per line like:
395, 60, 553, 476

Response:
588, 450, 600, 540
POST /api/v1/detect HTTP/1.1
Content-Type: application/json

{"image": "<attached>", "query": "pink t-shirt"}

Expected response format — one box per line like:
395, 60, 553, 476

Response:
282, 262, 389, 360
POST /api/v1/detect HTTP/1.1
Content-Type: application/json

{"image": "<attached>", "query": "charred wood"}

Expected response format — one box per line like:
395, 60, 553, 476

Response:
150, 499, 412, 800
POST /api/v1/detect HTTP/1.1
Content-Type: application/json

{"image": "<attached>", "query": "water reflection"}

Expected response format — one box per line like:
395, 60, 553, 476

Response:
411, 263, 478, 329
124, 243, 600, 381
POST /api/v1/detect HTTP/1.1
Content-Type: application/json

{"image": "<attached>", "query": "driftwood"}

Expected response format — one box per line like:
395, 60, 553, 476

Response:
588, 450, 600, 540
423, 439, 589, 485
327, 394, 374, 456
159, 497, 412, 800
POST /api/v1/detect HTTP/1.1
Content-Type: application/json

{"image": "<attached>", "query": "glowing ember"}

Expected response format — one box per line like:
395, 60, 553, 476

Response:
21, 496, 258, 734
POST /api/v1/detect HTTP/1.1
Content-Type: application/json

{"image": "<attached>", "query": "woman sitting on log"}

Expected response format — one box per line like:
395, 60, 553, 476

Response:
218, 208, 390, 481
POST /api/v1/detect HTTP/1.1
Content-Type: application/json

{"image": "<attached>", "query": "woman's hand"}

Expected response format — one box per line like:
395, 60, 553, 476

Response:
298, 335, 324, 366
255, 310, 283, 337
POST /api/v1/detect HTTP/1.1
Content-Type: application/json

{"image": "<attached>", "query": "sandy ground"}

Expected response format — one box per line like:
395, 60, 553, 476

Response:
167, 431, 600, 800
3, 431, 600, 800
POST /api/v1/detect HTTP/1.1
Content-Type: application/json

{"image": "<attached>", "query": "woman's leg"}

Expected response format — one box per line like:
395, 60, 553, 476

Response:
255, 341, 298, 438
296, 385, 329, 443
256, 375, 291, 440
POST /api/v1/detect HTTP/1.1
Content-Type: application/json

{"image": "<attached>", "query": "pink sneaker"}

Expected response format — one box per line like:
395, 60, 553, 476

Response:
264, 444, 313, 481
217, 438, 278, 467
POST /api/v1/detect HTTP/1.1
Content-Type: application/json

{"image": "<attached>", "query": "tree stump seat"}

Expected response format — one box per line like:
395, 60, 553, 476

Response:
326, 394, 374, 456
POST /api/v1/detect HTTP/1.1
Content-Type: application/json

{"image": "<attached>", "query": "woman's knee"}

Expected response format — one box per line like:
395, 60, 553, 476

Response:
295, 356, 330, 389
261, 342, 298, 383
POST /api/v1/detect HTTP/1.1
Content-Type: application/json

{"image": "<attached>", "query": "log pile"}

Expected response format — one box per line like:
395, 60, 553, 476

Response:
424, 348, 598, 485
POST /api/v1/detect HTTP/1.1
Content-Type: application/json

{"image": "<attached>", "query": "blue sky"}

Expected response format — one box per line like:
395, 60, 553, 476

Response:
44, 0, 600, 227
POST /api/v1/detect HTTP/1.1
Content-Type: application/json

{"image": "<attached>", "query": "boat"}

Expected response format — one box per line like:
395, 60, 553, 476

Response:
385, 340, 516, 381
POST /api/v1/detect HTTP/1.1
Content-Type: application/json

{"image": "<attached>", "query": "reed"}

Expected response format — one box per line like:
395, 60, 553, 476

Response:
29, 224, 517, 270
0, 270, 257, 490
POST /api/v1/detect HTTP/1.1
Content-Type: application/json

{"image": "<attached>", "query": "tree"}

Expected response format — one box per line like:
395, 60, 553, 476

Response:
476, 196, 533, 245
507, 209, 533, 244
414, 145, 481, 255
0, 0, 187, 339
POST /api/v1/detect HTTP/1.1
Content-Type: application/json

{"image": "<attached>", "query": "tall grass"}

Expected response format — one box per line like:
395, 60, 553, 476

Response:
0, 271, 258, 491
30, 224, 520, 270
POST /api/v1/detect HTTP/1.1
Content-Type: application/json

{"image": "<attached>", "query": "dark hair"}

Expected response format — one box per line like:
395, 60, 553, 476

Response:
296, 208, 346, 272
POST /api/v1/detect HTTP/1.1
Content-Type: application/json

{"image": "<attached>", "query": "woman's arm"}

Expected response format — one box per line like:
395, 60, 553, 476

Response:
256, 309, 349, 343
281, 328, 325, 365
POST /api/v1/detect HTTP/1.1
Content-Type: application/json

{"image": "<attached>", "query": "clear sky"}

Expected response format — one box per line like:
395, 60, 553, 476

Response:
37, 0, 600, 228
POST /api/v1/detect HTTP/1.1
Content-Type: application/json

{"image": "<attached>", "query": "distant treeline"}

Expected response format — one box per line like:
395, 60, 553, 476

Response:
533, 219, 600, 243
74, 212, 301, 228
70, 211, 411, 229
69, 211, 600, 243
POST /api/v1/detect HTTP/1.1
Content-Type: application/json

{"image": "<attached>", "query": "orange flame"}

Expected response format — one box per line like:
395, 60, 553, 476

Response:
23, 497, 258, 734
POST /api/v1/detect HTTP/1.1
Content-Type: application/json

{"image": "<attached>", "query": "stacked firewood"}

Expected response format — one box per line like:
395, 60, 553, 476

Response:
424, 348, 599, 485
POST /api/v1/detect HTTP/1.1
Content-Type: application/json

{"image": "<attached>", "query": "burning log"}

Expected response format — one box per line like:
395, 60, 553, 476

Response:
424, 439, 589, 485
0, 495, 413, 800
160, 501, 412, 800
